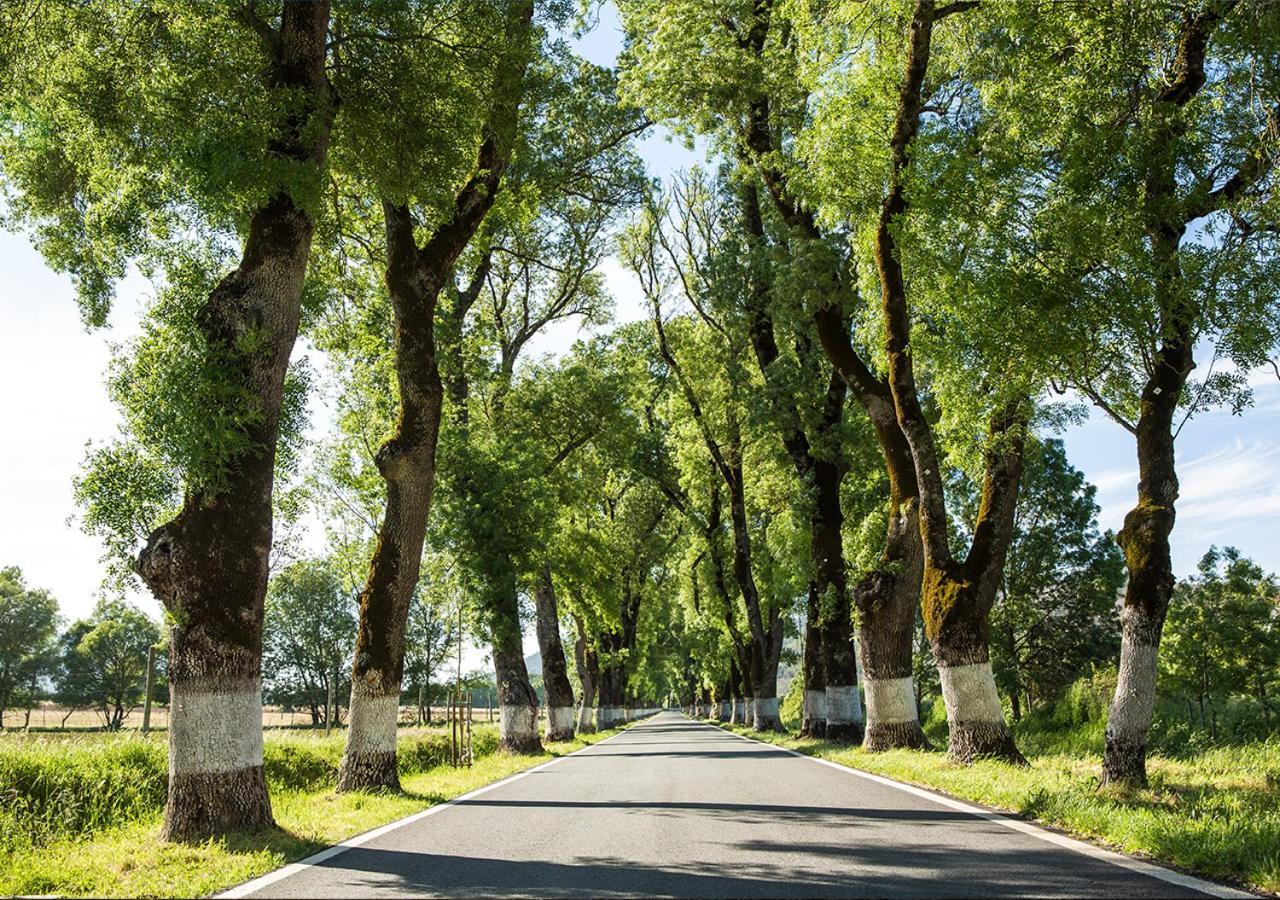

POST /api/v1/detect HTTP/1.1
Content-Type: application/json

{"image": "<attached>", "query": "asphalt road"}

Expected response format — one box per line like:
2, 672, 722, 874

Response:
235, 712, 1242, 898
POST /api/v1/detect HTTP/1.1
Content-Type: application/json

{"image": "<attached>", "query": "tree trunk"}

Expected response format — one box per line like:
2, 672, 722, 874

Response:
494, 602, 541, 753
814, 455, 861, 742
572, 616, 598, 734
534, 565, 575, 741
855, 497, 930, 751
800, 583, 827, 737
752, 611, 785, 732
135, 0, 332, 841
1103, 380, 1183, 786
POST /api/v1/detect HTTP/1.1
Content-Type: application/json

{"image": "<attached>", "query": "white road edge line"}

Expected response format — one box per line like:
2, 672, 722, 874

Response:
707, 718, 1255, 900
216, 723, 644, 899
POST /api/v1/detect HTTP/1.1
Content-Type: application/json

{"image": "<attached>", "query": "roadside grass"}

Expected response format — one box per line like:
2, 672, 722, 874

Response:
715, 720, 1280, 895
0, 725, 622, 898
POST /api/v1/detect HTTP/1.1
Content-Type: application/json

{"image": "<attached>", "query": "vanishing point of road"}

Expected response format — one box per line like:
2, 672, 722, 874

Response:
229, 711, 1248, 899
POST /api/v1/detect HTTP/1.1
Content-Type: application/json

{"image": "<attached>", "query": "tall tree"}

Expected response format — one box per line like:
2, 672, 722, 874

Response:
337, 3, 535, 790
624, 182, 790, 730
534, 564, 575, 740
964, 0, 1280, 783
2, 0, 336, 838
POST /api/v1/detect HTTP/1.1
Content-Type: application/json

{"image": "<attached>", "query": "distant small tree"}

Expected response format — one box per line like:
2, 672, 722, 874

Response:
56, 600, 161, 730
403, 561, 458, 725
1162, 548, 1280, 739
263, 559, 356, 727
0, 567, 61, 728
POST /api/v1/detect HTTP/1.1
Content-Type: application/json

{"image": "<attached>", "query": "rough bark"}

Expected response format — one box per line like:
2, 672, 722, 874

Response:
534, 564, 575, 741
134, 1, 332, 841
800, 584, 827, 738
494, 633, 540, 753
855, 498, 930, 751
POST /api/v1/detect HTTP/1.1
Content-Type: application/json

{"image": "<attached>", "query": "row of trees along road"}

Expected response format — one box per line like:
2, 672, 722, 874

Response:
0, 0, 1276, 841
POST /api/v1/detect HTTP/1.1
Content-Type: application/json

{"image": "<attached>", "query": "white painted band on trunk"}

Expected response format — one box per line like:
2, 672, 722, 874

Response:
546, 706, 575, 735
719, 701, 731, 719
803, 689, 829, 721
826, 684, 863, 725
499, 704, 536, 741
344, 690, 399, 755
864, 676, 919, 725
939, 662, 1004, 724
745, 699, 756, 720
575, 704, 593, 730
753, 697, 779, 723
169, 681, 263, 775
1109, 642, 1159, 736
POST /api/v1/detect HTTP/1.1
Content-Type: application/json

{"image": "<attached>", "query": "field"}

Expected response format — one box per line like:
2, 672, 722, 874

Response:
0, 723, 621, 898
716, 721, 1280, 895
5, 703, 504, 731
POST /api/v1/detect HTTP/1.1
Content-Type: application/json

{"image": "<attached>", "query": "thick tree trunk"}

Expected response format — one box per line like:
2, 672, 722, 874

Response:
867, 0, 1019, 765
135, 1, 332, 841
339, 201, 446, 792
855, 498, 929, 751
752, 612, 785, 732
338, 5, 532, 786
800, 584, 827, 737
1103, 364, 1184, 786
814, 456, 861, 742
534, 565, 575, 741
494, 631, 541, 754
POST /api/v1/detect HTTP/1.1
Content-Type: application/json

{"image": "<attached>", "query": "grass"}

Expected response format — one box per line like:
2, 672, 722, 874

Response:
0, 724, 622, 898
715, 720, 1280, 895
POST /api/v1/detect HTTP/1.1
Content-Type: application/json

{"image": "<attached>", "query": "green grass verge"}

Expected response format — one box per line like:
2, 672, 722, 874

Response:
0, 725, 622, 898
715, 721, 1280, 895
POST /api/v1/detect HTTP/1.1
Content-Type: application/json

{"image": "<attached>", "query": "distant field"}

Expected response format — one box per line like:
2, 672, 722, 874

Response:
2, 702, 511, 731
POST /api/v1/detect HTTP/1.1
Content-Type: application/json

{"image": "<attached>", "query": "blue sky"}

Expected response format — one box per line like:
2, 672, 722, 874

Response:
2, 4, 1278, 628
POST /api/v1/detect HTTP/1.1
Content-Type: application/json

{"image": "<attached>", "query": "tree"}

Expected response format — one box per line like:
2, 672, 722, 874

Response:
263, 559, 356, 728
1162, 548, 1280, 738
57, 600, 161, 731
3, 0, 336, 838
0, 567, 60, 728
403, 555, 460, 726
982, 441, 1126, 719
957, 0, 1280, 784
336, 3, 535, 791
624, 182, 796, 731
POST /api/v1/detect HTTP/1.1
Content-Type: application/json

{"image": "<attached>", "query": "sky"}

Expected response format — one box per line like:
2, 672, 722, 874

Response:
2, 4, 1279, 656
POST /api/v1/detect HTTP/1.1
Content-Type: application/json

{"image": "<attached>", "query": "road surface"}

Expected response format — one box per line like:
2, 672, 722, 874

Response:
233, 711, 1243, 898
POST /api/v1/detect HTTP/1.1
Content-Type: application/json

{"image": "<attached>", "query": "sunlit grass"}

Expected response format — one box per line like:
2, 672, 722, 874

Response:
718, 722, 1280, 894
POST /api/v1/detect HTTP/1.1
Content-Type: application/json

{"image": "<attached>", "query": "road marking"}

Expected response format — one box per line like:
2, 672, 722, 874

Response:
708, 719, 1256, 899
217, 724, 642, 899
